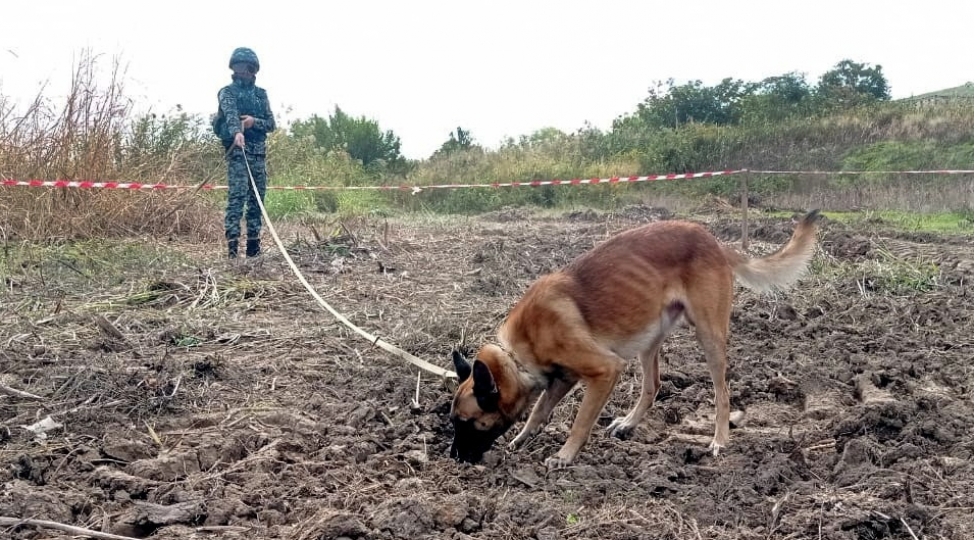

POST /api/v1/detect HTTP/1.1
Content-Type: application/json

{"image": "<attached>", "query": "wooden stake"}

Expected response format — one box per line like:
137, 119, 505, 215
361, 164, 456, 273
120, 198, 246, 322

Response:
741, 172, 750, 250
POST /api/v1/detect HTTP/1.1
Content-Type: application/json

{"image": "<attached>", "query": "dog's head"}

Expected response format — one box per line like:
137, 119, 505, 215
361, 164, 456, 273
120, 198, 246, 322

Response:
448, 346, 517, 463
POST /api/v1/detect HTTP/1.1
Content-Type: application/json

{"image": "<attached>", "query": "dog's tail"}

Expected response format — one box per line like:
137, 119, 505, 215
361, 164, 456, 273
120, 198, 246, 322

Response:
723, 210, 821, 293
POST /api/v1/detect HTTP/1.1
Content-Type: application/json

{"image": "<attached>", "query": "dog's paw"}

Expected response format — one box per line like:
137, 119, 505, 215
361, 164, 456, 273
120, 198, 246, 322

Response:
508, 428, 538, 451
708, 439, 725, 457
606, 417, 636, 440
506, 438, 524, 452
544, 454, 573, 470
544, 446, 579, 469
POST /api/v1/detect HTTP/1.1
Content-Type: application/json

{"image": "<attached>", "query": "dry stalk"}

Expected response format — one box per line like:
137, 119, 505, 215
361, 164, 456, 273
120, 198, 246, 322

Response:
9, 393, 126, 427
92, 313, 125, 340
195, 525, 251, 533
0, 383, 43, 400
0, 516, 141, 540
899, 517, 920, 540
144, 421, 163, 447
196, 438, 284, 482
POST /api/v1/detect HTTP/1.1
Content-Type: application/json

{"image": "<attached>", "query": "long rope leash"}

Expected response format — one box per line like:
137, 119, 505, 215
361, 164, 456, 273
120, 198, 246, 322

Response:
237, 147, 457, 380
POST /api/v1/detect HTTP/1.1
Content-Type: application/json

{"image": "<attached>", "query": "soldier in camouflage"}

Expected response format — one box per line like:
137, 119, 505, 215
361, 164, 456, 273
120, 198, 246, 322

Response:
214, 47, 276, 258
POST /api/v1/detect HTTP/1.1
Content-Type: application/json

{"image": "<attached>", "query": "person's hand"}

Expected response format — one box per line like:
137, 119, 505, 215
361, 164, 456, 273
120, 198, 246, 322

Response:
240, 115, 255, 130
234, 132, 245, 148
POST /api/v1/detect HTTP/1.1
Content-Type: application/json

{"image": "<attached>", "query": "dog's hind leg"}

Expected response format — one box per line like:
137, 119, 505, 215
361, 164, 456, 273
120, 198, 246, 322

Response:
607, 301, 684, 439
699, 326, 731, 456
686, 283, 733, 456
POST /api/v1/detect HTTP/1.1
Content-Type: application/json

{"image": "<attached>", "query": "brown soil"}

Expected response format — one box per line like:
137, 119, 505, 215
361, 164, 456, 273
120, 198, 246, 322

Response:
1, 205, 972, 540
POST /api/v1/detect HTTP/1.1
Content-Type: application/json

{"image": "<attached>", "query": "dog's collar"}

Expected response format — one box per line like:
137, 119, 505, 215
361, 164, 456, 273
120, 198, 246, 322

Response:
496, 342, 514, 357
496, 342, 547, 392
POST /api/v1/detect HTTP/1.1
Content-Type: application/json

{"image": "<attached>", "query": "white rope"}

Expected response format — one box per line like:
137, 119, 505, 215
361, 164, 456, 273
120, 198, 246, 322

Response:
239, 148, 456, 380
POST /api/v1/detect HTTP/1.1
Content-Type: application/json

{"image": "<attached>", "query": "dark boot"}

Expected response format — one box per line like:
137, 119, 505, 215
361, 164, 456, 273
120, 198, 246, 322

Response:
246, 238, 261, 257
228, 239, 239, 259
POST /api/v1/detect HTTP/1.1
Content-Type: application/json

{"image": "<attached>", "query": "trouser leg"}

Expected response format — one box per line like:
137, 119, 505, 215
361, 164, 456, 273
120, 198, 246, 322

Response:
244, 154, 267, 257
224, 151, 249, 259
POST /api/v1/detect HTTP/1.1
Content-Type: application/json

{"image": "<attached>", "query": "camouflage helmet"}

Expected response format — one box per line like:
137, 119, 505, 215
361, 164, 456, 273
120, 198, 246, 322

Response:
229, 47, 260, 72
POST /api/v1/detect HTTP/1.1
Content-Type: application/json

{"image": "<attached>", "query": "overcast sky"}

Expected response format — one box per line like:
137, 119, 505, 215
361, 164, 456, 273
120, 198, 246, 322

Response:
3, 1, 972, 160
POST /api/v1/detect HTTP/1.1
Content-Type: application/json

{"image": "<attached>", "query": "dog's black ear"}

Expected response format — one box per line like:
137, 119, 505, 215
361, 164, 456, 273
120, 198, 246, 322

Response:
472, 359, 500, 412
452, 350, 472, 382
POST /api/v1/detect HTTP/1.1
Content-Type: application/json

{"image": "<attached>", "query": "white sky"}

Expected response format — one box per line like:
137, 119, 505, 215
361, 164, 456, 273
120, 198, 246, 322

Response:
2, 1, 973, 160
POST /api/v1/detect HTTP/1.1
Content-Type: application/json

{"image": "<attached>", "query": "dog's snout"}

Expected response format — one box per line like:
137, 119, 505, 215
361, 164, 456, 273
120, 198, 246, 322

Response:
450, 442, 483, 463
450, 417, 509, 463
450, 418, 483, 463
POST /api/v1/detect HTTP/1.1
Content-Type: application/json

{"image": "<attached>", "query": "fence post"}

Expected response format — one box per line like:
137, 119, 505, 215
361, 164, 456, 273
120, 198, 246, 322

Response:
740, 170, 749, 250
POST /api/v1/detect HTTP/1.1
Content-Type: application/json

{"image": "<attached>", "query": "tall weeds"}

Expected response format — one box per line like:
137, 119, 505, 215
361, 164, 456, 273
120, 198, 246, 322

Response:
0, 51, 222, 241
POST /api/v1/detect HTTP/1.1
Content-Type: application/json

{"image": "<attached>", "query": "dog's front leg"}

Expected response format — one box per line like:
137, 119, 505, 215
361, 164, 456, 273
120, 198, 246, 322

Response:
545, 358, 622, 469
509, 376, 576, 450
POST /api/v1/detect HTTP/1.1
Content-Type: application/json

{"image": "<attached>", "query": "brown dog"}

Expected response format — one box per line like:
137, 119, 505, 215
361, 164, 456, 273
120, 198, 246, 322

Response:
449, 211, 821, 467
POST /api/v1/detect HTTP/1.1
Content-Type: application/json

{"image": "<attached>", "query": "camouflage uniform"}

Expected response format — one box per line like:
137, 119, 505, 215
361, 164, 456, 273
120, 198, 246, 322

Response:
215, 47, 276, 258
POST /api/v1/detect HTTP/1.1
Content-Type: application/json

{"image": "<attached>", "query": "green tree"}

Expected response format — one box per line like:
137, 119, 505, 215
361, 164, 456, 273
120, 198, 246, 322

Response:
526, 127, 566, 146
290, 106, 405, 171
433, 126, 478, 157
740, 71, 816, 123
817, 59, 891, 107
290, 115, 334, 151
606, 112, 656, 157
636, 77, 748, 129
572, 122, 612, 161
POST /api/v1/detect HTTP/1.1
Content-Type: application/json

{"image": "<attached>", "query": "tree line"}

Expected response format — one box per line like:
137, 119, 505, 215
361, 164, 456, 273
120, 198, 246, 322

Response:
288, 59, 894, 170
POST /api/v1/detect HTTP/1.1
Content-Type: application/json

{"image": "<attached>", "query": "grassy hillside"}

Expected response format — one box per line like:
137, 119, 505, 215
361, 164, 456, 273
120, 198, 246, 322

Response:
902, 82, 974, 100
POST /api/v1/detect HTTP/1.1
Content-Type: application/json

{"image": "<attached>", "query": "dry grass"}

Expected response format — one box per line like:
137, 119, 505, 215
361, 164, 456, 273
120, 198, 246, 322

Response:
0, 50, 223, 241
764, 174, 974, 214
0, 189, 222, 241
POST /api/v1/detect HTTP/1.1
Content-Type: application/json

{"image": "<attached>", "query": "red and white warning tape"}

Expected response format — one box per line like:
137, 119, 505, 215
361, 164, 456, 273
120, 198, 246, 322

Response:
359, 169, 746, 192
2, 168, 971, 192
1, 170, 744, 193
749, 169, 974, 175
1, 179, 177, 190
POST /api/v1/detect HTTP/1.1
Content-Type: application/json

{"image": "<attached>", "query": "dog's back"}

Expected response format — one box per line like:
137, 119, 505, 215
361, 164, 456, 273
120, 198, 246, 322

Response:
500, 220, 733, 363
